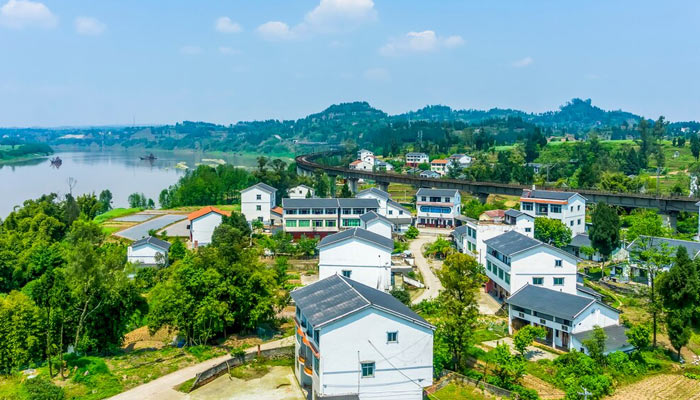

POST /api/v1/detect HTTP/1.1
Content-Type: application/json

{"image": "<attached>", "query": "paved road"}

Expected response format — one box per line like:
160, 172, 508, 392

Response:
158, 219, 190, 237
116, 214, 186, 240
109, 336, 294, 400
410, 233, 445, 304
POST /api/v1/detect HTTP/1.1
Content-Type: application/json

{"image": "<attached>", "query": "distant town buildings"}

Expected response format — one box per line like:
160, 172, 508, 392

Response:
349, 149, 394, 171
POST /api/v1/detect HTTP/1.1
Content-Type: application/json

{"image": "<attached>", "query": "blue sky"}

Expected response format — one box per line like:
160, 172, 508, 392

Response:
1, 0, 698, 126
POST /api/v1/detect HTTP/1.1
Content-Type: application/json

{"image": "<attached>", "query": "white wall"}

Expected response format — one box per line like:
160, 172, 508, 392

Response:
363, 219, 393, 239
191, 212, 223, 246
520, 194, 586, 235
572, 303, 620, 333
289, 186, 313, 199
241, 188, 274, 224
127, 243, 166, 265
319, 239, 392, 291
465, 220, 534, 265
356, 192, 388, 214
318, 308, 433, 400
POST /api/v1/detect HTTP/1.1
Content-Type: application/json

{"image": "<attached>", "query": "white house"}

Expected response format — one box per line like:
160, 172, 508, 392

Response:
317, 228, 394, 292
127, 236, 171, 266
483, 230, 579, 300
356, 187, 413, 234
288, 184, 314, 199
291, 274, 435, 400
453, 209, 534, 265
187, 206, 231, 247
359, 211, 394, 239
358, 149, 375, 164
373, 159, 394, 171
416, 188, 461, 228
429, 159, 449, 176
241, 182, 277, 225
282, 198, 380, 239
419, 170, 440, 179
405, 152, 429, 167
507, 284, 630, 354
519, 189, 587, 235
622, 236, 700, 284
349, 159, 374, 171
448, 154, 472, 168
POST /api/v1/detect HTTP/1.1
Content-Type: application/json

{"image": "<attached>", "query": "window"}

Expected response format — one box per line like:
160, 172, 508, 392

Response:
532, 277, 544, 285
444, 197, 451, 203
342, 270, 352, 278
555, 259, 562, 267
420, 206, 451, 214
312, 208, 323, 215
505, 273, 510, 284
298, 220, 310, 227
525, 227, 532, 233
550, 205, 561, 213
421, 196, 426, 201
570, 206, 573, 212
537, 204, 548, 215
314, 330, 320, 344
353, 208, 364, 214
256, 194, 261, 200
486, 261, 491, 272
285, 209, 298, 215
388, 210, 393, 215
498, 268, 504, 280
554, 277, 564, 286
256, 205, 261, 211
325, 220, 336, 227
361, 362, 375, 378
522, 202, 533, 211
577, 205, 581, 211
387, 331, 398, 343
313, 220, 323, 227
325, 208, 337, 215
578, 219, 581, 225
313, 355, 319, 375
286, 220, 297, 228
342, 208, 352, 215
258, 216, 263, 222
570, 220, 574, 226
342, 218, 361, 227
299, 208, 310, 215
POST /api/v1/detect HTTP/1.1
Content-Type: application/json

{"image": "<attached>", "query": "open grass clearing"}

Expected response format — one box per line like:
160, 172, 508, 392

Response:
428, 382, 504, 399
94, 208, 143, 224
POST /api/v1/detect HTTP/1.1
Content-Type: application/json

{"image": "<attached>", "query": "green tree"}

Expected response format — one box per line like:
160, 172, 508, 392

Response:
404, 226, 419, 240
313, 170, 330, 198
296, 236, 318, 258
435, 253, 487, 370
534, 217, 572, 248
339, 182, 352, 198
168, 238, 186, 263
0, 291, 43, 374
425, 237, 454, 259
98, 189, 113, 213
389, 288, 411, 305
513, 325, 547, 358
582, 326, 607, 366
76, 193, 101, 220
691, 134, 700, 161
589, 203, 620, 276
625, 324, 651, 351
666, 310, 691, 360
623, 209, 671, 242
492, 343, 525, 388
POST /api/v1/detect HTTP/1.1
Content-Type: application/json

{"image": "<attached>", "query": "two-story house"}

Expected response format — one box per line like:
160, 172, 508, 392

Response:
318, 227, 394, 291
429, 159, 449, 176
419, 170, 440, 179
349, 159, 374, 171
519, 189, 587, 235
359, 211, 394, 239
448, 154, 472, 168
405, 152, 429, 167
416, 188, 461, 228
187, 206, 231, 247
354, 187, 413, 234
507, 284, 630, 354
282, 198, 380, 238
453, 209, 534, 265
358, 149, 375, 163
241, 182, 277, 225
483, 230, 579, 300
288, 184, 315, 199
291, 274, 434, 400
623, 236, 700, 285
127, 236, 171, 266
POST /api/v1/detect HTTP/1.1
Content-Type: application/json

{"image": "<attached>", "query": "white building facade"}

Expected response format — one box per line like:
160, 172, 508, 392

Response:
241, 182, 277, 225
317, 228, 394, 292
282, 198, 380, 239
405, 152, 429, 166
127, 236, 171, 266
187, 206, 231, 247
483, 230, 579, 300
355, 188, 413, 234
416, 188, 461, 228
291, 275, 434, 400
288, 184, 314, 199
519, 189, 587, 235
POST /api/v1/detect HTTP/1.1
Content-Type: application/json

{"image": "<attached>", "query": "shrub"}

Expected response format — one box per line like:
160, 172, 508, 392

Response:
511, 384, 540, 400
390, 289, 411, 305
405, 226, 419, 239
24, 377, 65, 400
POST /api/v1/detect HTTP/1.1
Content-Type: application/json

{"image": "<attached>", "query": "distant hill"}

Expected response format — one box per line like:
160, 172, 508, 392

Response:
1, 99, 696, 154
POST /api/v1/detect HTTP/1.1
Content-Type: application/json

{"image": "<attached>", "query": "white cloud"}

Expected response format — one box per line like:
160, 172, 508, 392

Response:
512, 56, 534, 68
0, 0, 57, 29
74, 16, 105, 36
215, 16, 242, 33
180, 45, 202, 55
363, 67, 390, 82
218, 46, 240, 55
303, 0, 376, 33
380, 30, 464, 56
256, 21, 295, 41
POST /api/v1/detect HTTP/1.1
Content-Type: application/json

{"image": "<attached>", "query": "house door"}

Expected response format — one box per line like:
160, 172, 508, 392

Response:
561, 332, 569, 348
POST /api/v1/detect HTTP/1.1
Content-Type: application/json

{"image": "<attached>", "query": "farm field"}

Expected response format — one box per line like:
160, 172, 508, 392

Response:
605, 374, 700, 400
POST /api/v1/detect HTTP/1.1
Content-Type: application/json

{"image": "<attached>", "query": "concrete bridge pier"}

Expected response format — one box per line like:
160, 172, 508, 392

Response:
661, 211, 679, 232
348, 177, 359, 194
476, 192, 490, 204
376, 181, 390, 193
328, 175, 337, 197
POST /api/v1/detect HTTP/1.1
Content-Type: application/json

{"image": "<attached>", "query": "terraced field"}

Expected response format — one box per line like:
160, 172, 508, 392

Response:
606, 374, 700, 400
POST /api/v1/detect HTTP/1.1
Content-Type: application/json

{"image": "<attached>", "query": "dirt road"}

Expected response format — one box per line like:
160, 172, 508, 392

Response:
410, 233, 444, 304
108, 336, 294, 400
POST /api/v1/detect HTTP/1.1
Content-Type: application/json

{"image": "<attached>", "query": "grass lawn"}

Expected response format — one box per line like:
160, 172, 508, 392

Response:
428, 382, 500, 400
102, 226, 123, 235
169, 204, 241, 213
94, 208, 143, 224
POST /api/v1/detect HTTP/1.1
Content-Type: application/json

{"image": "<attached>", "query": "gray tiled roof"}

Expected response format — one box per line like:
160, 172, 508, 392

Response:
318, 228, 394, 251
388, 217, 413, 224
282, 198, 340, 208
507, 284, 596, 320
243, 182, 277, 194
290, 274, 432, 329
504, 209, 524, 218
359, 211, 394, 225
131, 236, 171, 251
576, 284, 603, 300
387, 199, 411, 213
521, 189, 579, 201
338, 198, 380, 208
483, 230, 541, 256
416, 188, 459, 196
356, 187, 390, 200
572, 325, 631, 353
452, 225, 468, 236
626, 236, 700, 259
570, 233, 592, 248
406, 152, 428, 157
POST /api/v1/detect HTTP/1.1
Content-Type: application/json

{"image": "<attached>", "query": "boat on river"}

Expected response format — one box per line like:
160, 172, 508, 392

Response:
140, 153, 157, 161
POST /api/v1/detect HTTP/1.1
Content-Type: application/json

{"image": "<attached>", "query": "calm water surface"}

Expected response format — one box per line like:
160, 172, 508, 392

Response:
0, 150, 258, 218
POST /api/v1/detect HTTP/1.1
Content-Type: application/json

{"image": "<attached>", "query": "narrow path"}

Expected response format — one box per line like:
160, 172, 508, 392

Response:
109, 336, 293, 400
410, 232, 444, 304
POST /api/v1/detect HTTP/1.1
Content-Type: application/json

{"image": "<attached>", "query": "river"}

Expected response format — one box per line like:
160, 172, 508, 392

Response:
0, 150, 269, 218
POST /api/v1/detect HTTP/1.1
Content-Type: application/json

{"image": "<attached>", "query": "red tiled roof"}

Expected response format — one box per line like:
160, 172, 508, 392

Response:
187, 206, 231, 221
431, 159, 449, 164
349, 160, 362, 165
271, 206, 283, 216
483, 209, 505, 218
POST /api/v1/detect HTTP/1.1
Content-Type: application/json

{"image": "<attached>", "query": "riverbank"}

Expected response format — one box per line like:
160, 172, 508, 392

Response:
0, 143, 54, 165
0, 154, 51, 165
